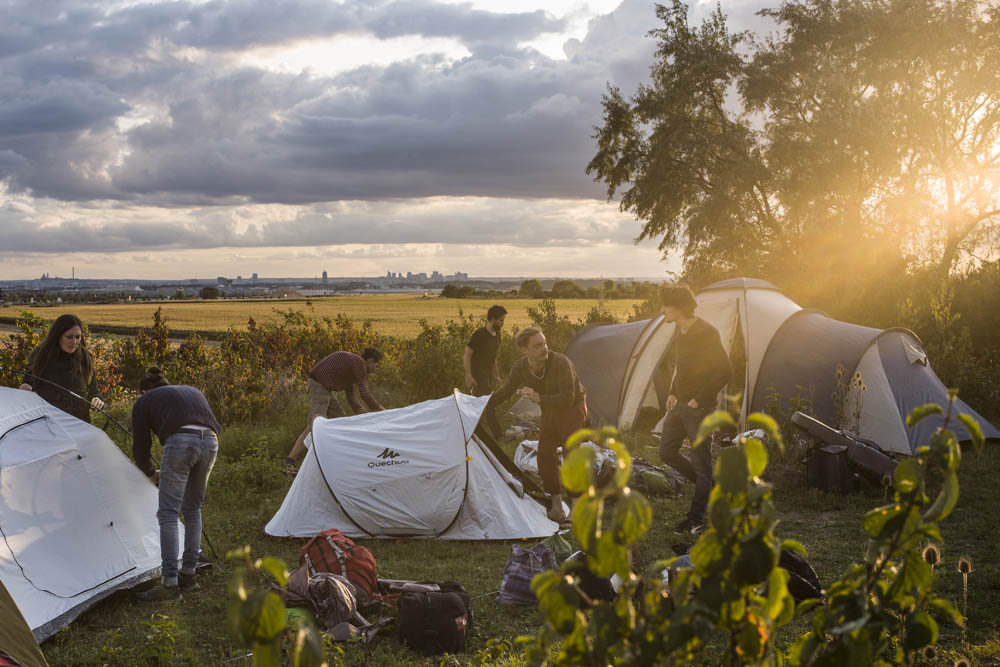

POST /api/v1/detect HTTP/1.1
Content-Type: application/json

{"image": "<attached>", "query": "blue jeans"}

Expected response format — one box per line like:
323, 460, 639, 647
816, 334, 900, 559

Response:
157, 431, 218, 585
659, 404, 713, 524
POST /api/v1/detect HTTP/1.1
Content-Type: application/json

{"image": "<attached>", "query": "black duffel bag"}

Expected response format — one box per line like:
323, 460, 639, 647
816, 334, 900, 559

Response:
397, 581, 473, 655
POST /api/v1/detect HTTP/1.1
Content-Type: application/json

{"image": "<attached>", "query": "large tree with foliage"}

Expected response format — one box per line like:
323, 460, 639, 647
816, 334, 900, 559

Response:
589, 0, 1000, 301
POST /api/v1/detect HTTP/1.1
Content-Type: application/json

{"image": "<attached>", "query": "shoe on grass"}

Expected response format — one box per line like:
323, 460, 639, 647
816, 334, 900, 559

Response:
137, 584, 182, 602
673, 518, 705, 535
179, 572, 200, 592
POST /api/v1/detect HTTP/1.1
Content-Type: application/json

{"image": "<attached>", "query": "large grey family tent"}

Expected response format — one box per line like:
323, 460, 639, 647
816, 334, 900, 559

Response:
565, 278, 999, 456
0, 387, 161, 642
266, 392, 559, 539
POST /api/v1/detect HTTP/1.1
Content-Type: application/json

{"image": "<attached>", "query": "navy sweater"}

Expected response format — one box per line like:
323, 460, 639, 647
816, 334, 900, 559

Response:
131, 385, 221, 476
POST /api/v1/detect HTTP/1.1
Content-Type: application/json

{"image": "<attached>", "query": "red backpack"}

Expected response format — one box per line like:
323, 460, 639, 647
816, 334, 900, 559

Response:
299, 528, 377, 598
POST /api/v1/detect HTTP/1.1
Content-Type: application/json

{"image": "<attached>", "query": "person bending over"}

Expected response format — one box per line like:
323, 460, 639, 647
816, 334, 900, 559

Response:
658, 285, 732, 535
284, 348, 385, 468
464, 304, 507, 436
132, 367, 221, 601
18, 313, 105, 422
486, 327, 587, 523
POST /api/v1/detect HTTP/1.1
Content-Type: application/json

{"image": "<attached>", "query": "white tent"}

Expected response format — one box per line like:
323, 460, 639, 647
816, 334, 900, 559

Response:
565, 278, 1000, 456
266, 392, 559, 540
0, 387, 161, 641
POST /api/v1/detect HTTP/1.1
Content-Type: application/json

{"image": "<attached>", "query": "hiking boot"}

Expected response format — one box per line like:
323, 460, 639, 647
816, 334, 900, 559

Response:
137, 584, 182, 602
179, 572, 200, 592
673, 518, 704, 535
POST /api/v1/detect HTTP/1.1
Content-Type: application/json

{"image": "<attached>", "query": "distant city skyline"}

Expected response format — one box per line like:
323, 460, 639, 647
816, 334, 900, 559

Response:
0, 242, 680, 281
0, 268, 670, 284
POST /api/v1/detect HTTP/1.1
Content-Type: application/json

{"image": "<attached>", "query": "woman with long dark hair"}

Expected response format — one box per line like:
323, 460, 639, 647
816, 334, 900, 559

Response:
17, 313, 105, 422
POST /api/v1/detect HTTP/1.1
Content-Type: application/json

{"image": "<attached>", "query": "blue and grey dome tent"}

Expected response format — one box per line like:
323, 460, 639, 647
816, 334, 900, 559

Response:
564, 278, 998, 455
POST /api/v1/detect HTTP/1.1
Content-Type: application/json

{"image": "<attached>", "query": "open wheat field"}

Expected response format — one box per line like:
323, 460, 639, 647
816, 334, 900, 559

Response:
0, 295, 643, 338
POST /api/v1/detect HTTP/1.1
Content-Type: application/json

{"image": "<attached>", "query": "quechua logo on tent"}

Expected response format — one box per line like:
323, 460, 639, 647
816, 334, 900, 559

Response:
369, 447, 409, 468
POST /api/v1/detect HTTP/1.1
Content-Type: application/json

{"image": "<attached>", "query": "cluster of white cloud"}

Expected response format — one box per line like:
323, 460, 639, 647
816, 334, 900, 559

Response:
0, 0, 767, 277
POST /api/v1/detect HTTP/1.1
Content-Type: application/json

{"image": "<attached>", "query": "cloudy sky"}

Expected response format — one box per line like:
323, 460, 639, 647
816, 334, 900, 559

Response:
0, 0, 770, 280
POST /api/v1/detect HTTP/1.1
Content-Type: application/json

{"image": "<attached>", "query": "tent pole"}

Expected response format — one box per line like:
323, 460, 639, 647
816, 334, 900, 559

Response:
741, 283, 750, 431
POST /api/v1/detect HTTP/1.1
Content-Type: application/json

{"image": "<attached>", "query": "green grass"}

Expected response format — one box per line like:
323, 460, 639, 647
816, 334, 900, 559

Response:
39, 397, 1000, 665
0, 295, 642, 339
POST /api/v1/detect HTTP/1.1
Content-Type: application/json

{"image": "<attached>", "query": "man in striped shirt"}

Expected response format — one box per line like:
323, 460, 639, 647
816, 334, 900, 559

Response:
284, 348, 385, 468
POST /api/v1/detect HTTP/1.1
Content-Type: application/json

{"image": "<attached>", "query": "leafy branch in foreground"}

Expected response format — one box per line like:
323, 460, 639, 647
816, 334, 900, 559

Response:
524, 414, 797, 665
226, 545, 327, 667
788, 392, 982, 665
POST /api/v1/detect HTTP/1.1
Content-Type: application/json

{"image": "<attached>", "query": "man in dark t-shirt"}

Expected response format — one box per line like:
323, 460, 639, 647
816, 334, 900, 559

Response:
464, 304, 506, 436
658, 285, 732, 535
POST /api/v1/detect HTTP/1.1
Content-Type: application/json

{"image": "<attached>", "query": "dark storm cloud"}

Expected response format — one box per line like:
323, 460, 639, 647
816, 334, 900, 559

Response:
166, 0, 565, 50
1, 0, 765, 254
0, 80, 129, 138
1, 0, 564, 61
1, 0, 657, 202
0, 199, 638, 253
103, 0, 664, 204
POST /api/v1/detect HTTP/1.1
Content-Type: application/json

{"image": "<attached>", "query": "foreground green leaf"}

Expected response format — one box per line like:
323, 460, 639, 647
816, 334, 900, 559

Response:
743, 436, 767, 478
693, 410, 736, 449
906, 404, 942, 428
956, 413, 985, 452
923, 469, 959, 522
747, 412, 783, 453
903, 610, 938, 651
717, 446, 749, 496
561, 445, 595, 494
611, 488, 652, 547
255, 557, 290, 588
237, 590, 285, 644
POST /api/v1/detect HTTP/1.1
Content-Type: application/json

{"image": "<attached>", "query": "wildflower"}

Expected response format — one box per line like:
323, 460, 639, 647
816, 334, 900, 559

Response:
958, 556, 973, 574
922, 544, 940, 568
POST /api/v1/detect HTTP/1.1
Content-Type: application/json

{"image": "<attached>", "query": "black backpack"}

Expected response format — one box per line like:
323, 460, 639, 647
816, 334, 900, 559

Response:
397, 581, 473, 655
564, 551, 617, 605
779, 550, 824, 602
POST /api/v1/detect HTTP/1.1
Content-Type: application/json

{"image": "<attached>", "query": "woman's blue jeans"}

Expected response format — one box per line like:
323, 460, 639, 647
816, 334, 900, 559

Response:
157, 431, 218, 585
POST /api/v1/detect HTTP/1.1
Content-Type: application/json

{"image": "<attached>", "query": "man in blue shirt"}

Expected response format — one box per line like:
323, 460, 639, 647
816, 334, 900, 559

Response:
131, 366, 221, 601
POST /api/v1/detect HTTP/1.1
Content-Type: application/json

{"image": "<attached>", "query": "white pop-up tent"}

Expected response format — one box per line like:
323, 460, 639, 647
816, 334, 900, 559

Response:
266, 392, 559, 540
565, 278, 1000, 456
0, 387, 161, 641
